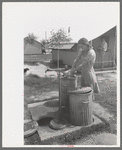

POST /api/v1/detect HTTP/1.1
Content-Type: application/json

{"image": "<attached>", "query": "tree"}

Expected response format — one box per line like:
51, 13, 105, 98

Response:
40, 39, 48, 47
48, 28, 72, 47
26, 33, 38, 44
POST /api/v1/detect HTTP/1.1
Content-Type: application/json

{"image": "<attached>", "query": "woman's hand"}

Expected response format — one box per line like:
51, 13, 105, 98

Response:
63, 69, 71, 77
64, 69, 75, 77
70, 69, 75, 76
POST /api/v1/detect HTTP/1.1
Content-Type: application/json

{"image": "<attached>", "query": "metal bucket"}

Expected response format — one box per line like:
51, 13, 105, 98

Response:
68, 87, 93, 126
60, 76, 78, 106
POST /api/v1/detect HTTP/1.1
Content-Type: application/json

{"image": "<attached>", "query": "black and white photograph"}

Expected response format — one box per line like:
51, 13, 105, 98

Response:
3, 2, 120, 147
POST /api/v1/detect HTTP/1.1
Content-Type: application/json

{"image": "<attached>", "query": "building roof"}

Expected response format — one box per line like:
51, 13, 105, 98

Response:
24, 37, 43, 45
89, 26, 117, 41
50, 43, 76, 50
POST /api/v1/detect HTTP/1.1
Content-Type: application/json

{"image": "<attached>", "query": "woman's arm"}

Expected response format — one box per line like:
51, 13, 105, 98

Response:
70, 61, 84, 75
71, 49, 82, 71
65, 49, 82, 76
70, 50, 95, 75
72, 61, 85, 72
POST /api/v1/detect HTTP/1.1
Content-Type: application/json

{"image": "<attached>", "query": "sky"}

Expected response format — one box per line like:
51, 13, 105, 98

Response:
3, 2, 119, 42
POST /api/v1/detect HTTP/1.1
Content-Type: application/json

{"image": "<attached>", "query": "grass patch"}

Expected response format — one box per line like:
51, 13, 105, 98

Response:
24, 73, 59, 120
24, 73, 58, 89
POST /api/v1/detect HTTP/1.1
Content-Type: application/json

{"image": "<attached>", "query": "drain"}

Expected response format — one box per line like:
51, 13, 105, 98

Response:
37, 117, 54, 126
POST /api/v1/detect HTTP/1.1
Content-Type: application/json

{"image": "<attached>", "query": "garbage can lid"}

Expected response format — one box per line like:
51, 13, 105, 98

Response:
68, 87, 92, 94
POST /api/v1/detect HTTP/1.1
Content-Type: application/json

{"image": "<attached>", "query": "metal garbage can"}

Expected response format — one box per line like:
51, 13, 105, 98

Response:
60, 76, 78, 106
68, 87, 93, 126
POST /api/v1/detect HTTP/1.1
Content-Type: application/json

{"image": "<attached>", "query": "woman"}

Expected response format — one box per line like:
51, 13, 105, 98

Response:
65, 38, 100, 95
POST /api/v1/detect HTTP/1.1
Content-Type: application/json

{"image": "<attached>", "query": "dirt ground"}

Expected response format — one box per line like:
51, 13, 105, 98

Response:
24, 61, 117, 145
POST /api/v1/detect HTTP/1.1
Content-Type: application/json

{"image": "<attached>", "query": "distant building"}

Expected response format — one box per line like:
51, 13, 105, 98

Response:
90, 26, 117, 69
24, 37, 44, 55
51, 26, 117, 70
51, 43, 78, 66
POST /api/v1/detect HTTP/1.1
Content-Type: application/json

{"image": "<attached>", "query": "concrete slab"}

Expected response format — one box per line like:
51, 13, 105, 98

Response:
34, 115, 105, 144
28, 99, 59, 121
28, 98, 114, 144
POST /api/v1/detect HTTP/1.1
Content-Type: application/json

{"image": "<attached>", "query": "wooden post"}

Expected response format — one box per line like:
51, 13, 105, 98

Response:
45, 31, 47, 41
59, 69, 62, 117
49, 39, 67, 130
113, 26, 117, 72
57, 42, 62, 117
57, 49, 59, 69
